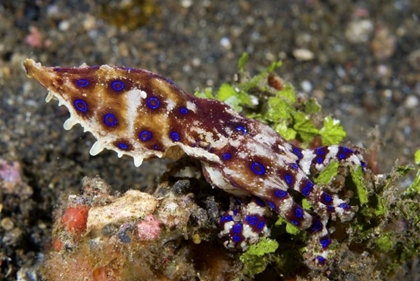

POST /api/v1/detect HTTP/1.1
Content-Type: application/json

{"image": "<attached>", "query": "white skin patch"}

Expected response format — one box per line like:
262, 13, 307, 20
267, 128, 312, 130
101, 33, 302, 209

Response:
186, 101, 197, 112
165, 97, 177, 112
126, 88, 146, 136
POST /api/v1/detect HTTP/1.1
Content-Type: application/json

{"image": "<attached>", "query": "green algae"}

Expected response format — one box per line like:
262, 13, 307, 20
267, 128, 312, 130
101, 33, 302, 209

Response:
314, 161, 339, 185
240, 238, 279, 276
415, 149, 420, 165
351, 165, 369, 205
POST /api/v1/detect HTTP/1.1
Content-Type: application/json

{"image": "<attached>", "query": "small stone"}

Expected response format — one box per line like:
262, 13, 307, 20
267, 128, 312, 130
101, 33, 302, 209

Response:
293, 48, 315, 61
370, 25, 396, 60
404, 95, 419, 109
1, 217, 14, 231
408, 49, 420, 71
192, 58, 201, 67
345, 20, 373, 43
220, 37, 232, 50
83, 15, 96, 31
181, 0, 193, 8
58, 20, 70, 31
2, 227, 22, 246
301, 80, 313, 93
192, 233, 201, 244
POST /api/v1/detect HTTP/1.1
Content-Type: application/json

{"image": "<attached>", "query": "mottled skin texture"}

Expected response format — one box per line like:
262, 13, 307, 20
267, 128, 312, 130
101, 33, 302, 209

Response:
24, 59, 365, 267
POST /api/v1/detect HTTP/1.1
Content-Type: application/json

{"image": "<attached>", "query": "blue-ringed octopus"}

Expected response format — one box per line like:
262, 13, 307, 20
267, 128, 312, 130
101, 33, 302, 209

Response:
23, 59, 365, 268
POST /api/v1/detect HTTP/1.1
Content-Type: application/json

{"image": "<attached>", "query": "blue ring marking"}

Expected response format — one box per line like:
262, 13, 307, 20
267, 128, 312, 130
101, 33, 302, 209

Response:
232, 235, 242, 243
291, 220, 299, 226
292, 147, 303, 159
180, 107, 188, 114
74, 99, 88, 113
316, 157, 323, 164
284, 174, 293, 185
118, 143, 129, 150
111, 80, 125, 91
310, 220, 323, 233
327, 206, 335, 212
316, 256, 326, 265
316, 147, 325, 155
235, 125, 247, 134
251, 162, 265, 175
257, 221, 265, 230
322, 192, 332, 203
361, 161, 366, 168
254, 197, 265, 207
104, 113, 117, 127
152, 145, 159, 150
221, 215, 233, 223
232, 223, 243, 234
233, 209, 238, 216
246, 215, 258, 226
275, 190, 287, 199
342, 147, 353, 153
339, 153, 346, 159
267, 201, 276, 210
170, 132, 180, 142
295, 207, 303, 218
290, 163, 299, 170
302, 180, 314, 196
222, 153, 231, 160
320, 237, 331, 249
76, 79, 89, 87
146, 97, 160, 109
139, 130, 152, 141
339, 203, 350, 210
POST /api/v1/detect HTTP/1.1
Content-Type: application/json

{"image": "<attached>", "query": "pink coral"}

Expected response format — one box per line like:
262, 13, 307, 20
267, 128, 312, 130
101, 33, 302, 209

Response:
135, 214, 160, 241
25, 26, 43, 48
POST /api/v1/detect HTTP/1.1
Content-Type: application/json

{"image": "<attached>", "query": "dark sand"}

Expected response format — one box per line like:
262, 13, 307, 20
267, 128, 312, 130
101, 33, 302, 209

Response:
0, 1, 419, 280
